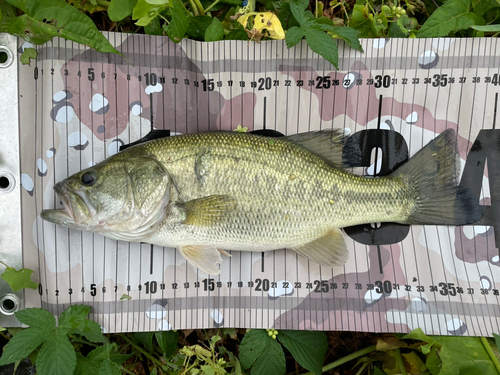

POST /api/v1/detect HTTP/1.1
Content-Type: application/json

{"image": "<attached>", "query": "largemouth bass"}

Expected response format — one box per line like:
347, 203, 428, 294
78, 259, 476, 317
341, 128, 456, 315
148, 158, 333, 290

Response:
41, 129, 482, 274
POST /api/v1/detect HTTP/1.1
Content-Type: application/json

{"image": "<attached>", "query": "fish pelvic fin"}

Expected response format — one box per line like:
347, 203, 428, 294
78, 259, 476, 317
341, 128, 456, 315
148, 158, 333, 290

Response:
393, 129, 482, 225
292, 228, 348, 267
178, 195, 236, 227
179, 245, 231, 275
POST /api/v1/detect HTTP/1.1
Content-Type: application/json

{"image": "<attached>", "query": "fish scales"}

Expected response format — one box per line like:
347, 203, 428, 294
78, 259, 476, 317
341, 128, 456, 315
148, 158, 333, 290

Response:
41, 129, 482, 273
134, 132, 408, 248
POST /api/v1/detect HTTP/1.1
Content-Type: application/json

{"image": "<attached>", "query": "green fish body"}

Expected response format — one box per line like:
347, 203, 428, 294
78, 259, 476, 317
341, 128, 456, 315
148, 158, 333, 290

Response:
41, 129, 482, 274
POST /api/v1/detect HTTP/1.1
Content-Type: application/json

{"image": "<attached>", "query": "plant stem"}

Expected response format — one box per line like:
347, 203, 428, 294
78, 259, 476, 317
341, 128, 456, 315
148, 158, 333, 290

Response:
96, 0, 111, 7
302, 345, 377, 375
121, 334, 166, 369
188, 0, 200, 16
394, 348, 408, 375
0, 261, 10, 268
191, 0, 206, 15
481, 337, 500, 374
120, 366, 136, 375
205, 0, 221, 13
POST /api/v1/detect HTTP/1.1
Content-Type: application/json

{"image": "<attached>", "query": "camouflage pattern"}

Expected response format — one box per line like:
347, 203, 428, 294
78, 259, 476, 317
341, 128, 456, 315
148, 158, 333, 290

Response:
17, 34, 500, 335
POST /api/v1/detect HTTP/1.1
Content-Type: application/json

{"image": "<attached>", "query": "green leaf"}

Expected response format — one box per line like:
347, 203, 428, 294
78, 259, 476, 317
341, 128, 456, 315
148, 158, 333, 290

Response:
2, 0, 122, 55
0, 328, 46, 366
494, 333, 500, 350
328, 26, 362, 51
99, 360, 121, 375
239, 330, 270, 369
473, 0, 500, 16
36, 330, 77, 375
289, 0, 309, 25
285, 25, 306, 47
436, 336, 496, 375
204, 17, 224, 42
155, 331, 178, 357
144, 15, 162, 35
20, 47, 37, 65
374, 367, 387, 375
133, 0, 168, 26
349, 4, 379, 38
418, 0, 485, 37
1, 267, 38, 292
471, 24, 500, 31
120, 294, 132, 300
250, 337, 286, 375
59, 305, 91, 329
186, 15, 212, 40
305, 28, 338, 69
278, 331, 327, 375
16, 308, 55, 329
226, 27, 248, 40
165, 0, 189, 43
403, 328, 441, 348
135, 332, 154, 351
426, 347, 441, 375
109, 0, 137, 21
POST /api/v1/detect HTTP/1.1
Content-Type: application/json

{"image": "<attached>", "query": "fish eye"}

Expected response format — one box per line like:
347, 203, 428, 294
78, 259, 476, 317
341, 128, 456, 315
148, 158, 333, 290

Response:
81, 171, 97, 186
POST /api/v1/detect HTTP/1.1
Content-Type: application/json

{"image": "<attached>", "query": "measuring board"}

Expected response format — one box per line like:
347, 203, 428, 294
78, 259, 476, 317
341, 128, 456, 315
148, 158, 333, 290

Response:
2, 32, 500, 336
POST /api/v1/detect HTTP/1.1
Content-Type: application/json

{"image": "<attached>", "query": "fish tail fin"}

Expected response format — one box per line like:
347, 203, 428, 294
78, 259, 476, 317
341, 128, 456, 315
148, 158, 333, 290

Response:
393, 129, 482, 225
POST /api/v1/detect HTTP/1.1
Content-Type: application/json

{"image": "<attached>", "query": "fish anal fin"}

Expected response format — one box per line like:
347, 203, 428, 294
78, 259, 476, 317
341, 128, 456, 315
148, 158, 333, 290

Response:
179, 245, 225, 275
292, 228, 348, 267
179, 195, 235, 227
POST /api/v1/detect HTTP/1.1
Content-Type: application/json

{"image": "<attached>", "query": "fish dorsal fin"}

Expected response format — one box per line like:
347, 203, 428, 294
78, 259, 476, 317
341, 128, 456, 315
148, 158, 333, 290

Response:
179, 246, 231, 275
285, 130, 347, 170
177, 195, 236, 226
292, 227, 348, 267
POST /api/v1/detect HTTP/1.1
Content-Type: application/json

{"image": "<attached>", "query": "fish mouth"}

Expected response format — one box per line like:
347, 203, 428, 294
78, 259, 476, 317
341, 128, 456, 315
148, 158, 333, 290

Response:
41, 183, 91, 228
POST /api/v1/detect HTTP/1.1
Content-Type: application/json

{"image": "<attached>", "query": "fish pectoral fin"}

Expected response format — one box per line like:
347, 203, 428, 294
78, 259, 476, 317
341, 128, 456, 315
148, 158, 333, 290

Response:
179, 245, 224, 275
179, 195, 236, 227
292, 228, 348, 267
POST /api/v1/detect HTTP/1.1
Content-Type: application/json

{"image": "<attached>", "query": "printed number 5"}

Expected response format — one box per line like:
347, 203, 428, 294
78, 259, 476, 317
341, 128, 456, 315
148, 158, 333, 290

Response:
88, 68, 95, 81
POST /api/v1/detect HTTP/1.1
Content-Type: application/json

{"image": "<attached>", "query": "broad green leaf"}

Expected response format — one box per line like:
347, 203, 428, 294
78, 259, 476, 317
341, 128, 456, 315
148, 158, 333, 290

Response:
165, 0, 189, 43
186, 15, 212, 40
58, 305, 106, 343
349, 4, 379, 38
20, 47, 37, 65
0, 1, 16, 20
471, 24, 500, 31
15, 307, 55, 329
2, 0, 121, 55
109, 0, 137, 21
58, 305, 91, 329
426, 347, 441, 375
250, 336, 286, 375
226, 27, 248, 40
1, 267, 38, 292
155, 331, 178, 357
285, 26, 306, 47
36, 330, 77, 375
0, 328, 46, 366
67, 0, 105, 13
418, 0, 485, 37
147, 0, 170, 3
204, 17, 224, 42
144, 16, 162, 35
133, 0, 168, 26
473, 0, 500, 16
313, 22, 362, 51
305, 28, 339, 69
403, 328, 441, 348
239, 330, 270, 369
289, 0, 309, 26
494, 333, 500, 350
436, 336, 496, 375
278, 330, 327, 375
99, 360, 121, 375
135, 332, 154, 351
